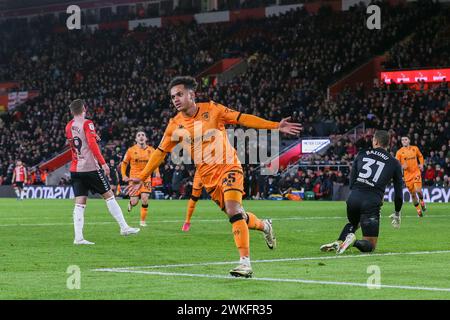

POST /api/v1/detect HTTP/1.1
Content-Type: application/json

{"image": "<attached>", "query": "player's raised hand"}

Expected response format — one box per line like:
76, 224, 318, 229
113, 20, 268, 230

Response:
279, 117, 302, 136
125, 178, 143, 196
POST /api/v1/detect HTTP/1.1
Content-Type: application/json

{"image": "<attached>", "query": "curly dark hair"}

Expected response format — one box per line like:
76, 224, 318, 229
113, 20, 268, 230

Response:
167, 76, 198, 94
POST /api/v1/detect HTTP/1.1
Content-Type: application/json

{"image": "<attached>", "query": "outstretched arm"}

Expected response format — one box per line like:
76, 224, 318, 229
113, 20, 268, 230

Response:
126, 148, 166, 195
138, 149, 167, 182
238, 115, 302, 135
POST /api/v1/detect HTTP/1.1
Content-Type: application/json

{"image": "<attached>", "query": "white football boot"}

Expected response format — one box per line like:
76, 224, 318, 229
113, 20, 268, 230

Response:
336, 233, 356, 255
229, 264, 253, 278
120, 227, 140, 236
263, 219, 276, 249
320, 241, 341, 252
74, 239, 95, 245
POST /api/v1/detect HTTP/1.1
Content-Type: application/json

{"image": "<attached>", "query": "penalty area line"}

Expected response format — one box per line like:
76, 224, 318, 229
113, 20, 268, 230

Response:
93, 268, 450, 293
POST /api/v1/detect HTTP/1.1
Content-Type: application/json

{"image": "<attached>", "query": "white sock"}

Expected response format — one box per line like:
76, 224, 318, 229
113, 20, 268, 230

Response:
105, 196, 129, 230
73, 204, 86, 241
14, 188, 20, 198
240, 256, 251, 267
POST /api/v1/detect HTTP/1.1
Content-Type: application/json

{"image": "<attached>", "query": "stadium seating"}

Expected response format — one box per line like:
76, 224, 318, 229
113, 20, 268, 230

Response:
0, 1, 448, 197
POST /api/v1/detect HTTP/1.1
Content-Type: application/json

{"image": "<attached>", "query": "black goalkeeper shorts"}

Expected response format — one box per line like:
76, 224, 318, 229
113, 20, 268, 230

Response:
346, 190, 381, 237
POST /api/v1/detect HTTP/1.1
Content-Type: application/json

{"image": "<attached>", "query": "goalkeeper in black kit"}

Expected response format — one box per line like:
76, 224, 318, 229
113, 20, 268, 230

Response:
320, 130, 403, 254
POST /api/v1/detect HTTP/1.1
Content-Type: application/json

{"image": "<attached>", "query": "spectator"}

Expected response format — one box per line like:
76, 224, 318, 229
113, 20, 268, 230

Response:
266, 176, 279, 196
424, 165, 436, 186
171, 165, 184, 199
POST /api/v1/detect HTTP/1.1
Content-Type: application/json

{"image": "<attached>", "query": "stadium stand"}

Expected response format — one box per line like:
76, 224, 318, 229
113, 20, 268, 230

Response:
0, 0, 448, 199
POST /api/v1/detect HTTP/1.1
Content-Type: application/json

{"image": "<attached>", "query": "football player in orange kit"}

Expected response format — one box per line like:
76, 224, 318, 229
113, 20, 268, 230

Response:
127, 76, 302, 277
121, 131, 160, 227
395, 136, 426, 216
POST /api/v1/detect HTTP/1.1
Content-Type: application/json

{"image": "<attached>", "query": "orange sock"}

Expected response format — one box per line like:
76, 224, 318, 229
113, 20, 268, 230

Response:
232, 219, 249, 258
185, 198, 197, 223
140, 204, 148, 221
246, 212, 265, 231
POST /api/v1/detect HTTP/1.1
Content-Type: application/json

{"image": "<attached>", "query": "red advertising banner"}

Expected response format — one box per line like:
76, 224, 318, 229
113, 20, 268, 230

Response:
230, 8, 265, 22
0, 95, 8, 112
381, 68, 450, 84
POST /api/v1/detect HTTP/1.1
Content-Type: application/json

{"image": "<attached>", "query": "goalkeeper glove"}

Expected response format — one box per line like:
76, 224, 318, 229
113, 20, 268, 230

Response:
389, 211, 401, 229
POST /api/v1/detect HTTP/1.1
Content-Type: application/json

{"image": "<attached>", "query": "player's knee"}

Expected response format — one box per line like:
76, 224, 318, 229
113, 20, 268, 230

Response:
360, 216, 379, 240
75, 197, 87, 205
355, 239, 376, 252
130, 198, 139, 206
224, 202, 243, 216
228, 212, 245, 224
360, 241, 375, 252
102, 190, 114, 199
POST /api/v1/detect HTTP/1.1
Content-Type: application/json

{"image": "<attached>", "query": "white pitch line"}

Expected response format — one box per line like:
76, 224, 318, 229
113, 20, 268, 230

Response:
93, 269, 450, 293
0, 216, 343, 227
0, 221, 116, 227
92, 250, 450, 271
1, 214, 449, 227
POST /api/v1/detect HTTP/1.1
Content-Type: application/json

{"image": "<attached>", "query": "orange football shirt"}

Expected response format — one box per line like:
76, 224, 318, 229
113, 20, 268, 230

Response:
122, 145, 159, 181
158, 101, 242, 189
395, 146, 424, 182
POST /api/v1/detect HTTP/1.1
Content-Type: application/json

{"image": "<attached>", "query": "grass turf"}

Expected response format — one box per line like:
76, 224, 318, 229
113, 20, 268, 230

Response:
0, 199, 449, 299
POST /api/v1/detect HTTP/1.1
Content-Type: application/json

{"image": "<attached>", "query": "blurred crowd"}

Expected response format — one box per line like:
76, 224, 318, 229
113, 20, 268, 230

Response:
0, 1, 448, 198
383, 8, 450, 70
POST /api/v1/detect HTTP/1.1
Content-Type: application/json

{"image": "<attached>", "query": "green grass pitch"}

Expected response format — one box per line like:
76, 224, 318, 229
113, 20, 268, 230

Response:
0, 198, 449, 299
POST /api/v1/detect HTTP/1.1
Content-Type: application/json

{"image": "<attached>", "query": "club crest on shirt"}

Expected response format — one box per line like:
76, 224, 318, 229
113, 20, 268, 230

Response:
202, 112, 209, 121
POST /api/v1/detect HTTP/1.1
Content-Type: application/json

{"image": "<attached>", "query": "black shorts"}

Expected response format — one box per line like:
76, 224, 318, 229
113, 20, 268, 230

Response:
15, 182, 24, 189
71, 170, 111, 197
346, 190, 381, 237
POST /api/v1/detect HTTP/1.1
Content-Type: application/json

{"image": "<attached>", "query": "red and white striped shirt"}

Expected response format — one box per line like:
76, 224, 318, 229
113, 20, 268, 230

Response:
65, 118, 106, 172
14, 166, 26, 182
